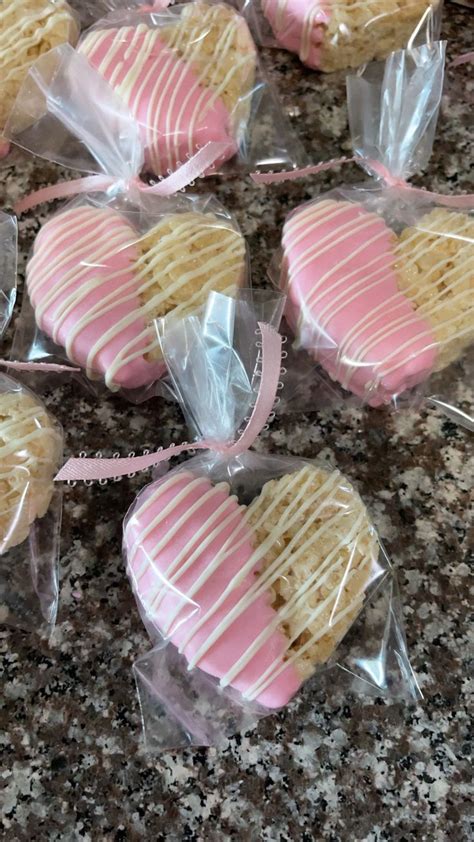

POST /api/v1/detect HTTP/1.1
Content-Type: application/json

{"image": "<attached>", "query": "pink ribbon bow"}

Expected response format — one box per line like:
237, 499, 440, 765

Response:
55, 323, 282, 482
251, 157, 474, 210
14, 141, 230, 215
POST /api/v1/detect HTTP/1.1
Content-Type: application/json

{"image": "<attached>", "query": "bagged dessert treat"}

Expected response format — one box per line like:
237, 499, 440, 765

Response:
6, 0, 303, 174
0, 212, 17, 338
6, 48, 249, 401
266, 43, 473, 427
244, 0, 443, 71
57, 292, 418, 748
128, 294, 419, 747
75, 0, 304, 174
0, 0, 79, 157
0, 372, 63, 630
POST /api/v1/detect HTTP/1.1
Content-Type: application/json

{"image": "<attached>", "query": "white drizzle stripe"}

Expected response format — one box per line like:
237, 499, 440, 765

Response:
283, 201, 353, 254
287, 210, 382, 279
305, 228, 391, 311
339, 214, 473, 384
0, 1, 76, 100
140, 485, 238, 599
156, 506, 249, 635
377, 316, 474, 382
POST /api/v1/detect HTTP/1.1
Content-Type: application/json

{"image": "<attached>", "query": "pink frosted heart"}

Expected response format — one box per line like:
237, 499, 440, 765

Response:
124, 469, 302, 709
282, 199, 438, 405
77, 24, 237, 175
26, 205, 165, 391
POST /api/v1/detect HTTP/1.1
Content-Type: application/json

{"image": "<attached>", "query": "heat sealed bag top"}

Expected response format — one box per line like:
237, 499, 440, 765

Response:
272, 43, 473, 427
6, 47, 249, 401
0, 372, 63, 631
243, 0, 443, 72
121, 292, 419, 750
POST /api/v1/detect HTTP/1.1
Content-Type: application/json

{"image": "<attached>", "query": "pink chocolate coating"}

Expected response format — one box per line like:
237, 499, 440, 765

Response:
282, 199, 438, 405
124, 470, 302, 709
26, 205, 165, 390
77, 25, 237, 175
262, 0, 329, 69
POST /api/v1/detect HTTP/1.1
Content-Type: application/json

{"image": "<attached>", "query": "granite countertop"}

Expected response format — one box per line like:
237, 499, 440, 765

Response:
1, 8, 473, 840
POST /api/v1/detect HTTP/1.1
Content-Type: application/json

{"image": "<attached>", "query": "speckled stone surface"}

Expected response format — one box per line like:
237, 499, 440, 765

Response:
1, 7, 473, 840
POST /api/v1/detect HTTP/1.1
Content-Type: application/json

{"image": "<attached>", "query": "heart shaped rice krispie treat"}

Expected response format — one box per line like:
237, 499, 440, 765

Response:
0, 0, 78, 153
77, 2, 256, 174
124, 464, 378, 708
281, 199, 473, 405
262, 0, 439, 72
26, 206, 246, 391
0, 387, 62, 554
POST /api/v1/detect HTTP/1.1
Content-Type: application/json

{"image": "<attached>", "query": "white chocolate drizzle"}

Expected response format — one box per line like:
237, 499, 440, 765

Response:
27, 207, 243, 389
79, 5, 254, 172
284, 200, 474, 393
128, 466, 376, 699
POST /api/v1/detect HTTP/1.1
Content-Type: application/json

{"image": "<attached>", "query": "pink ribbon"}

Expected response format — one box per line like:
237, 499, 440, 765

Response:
14, 141, 230, 215
450, 51, 474, 68
54, 323, 282, 482
251, 156, 474, 209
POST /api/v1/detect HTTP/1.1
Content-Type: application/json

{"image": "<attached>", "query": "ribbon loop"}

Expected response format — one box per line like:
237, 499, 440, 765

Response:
251, 156, 474, 209
54, 323, 282, 482
14, 141, 230, 215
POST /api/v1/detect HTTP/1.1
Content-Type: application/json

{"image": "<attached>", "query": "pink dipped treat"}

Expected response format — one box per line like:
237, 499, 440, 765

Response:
282, 199, 438, 405
27, 204, 246, 391
262, 0, 438, 72
77, 23, 237, 175
124, 470, 302, 709
26, 206, 166, 391
262, 0, 328, 69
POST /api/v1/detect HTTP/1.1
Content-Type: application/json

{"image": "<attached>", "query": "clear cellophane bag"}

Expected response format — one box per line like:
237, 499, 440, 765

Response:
123, 292, 419, 750
271, 42, 473, 430
5, 47, 251, 403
